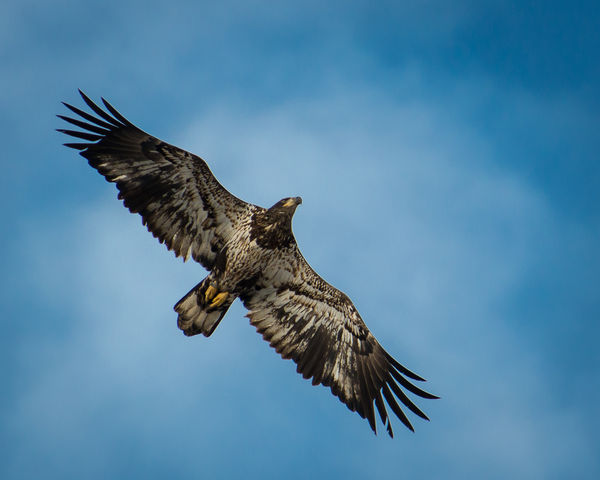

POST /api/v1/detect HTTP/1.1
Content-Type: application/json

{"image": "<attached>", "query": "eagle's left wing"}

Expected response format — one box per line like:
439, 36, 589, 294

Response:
241, 249, 437, 437
57, 91, 259, 270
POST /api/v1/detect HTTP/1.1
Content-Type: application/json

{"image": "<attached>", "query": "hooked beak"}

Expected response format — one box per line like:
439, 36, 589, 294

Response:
283, 197, 302, 208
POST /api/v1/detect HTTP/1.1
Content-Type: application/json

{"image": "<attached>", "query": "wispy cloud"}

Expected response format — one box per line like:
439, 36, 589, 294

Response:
2, 1, 598, 478
5, 74, 596, 479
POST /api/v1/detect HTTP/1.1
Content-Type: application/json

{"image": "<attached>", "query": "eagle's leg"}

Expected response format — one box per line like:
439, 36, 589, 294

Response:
203, 283, 230, 309
205, 286, 230, 308
175, 277, 235, 337
205, 285, 218, 303
209, 292, 230, 308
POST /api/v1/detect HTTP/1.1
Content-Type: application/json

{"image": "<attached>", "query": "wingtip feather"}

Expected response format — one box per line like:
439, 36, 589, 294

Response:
384, 351, 427, 381
63, 142, 89, 150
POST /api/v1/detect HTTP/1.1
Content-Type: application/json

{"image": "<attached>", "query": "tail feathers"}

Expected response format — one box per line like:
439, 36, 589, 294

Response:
174, 279, 234, 337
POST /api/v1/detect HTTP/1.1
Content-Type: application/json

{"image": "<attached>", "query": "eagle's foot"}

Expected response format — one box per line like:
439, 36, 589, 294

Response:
204, 285, 218, 303
209, 292, 229, 308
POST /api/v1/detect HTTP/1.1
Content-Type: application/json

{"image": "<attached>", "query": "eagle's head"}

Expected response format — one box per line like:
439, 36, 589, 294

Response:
271, 196, 303, 212
267, 196, 302, 224
266, 197, 302, 221
251, 197, 302, 248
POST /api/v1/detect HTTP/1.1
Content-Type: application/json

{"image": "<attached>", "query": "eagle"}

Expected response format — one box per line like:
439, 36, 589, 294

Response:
57, 90, 437, 437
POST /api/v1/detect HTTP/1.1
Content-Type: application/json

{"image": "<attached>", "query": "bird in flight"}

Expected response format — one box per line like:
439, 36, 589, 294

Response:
58, 90, 437, 437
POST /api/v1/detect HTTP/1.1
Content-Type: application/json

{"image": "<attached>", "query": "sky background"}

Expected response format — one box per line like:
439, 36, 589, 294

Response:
2, 1, 599, 478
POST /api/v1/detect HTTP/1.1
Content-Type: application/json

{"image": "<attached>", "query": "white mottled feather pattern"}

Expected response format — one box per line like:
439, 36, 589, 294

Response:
58, 91, 436, 438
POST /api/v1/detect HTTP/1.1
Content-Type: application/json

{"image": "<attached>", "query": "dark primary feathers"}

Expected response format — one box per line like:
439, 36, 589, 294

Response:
58, 90, 258, 269
58, 90, 437, 437
242, 257, 437, 436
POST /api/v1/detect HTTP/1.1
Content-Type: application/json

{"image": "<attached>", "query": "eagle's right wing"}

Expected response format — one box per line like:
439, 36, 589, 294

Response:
58, 90, 260, 269
242, 248, 437, 437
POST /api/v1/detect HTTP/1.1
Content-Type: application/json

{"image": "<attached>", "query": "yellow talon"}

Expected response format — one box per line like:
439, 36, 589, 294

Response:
205, 285, 217, 302
209, 292, 229, 308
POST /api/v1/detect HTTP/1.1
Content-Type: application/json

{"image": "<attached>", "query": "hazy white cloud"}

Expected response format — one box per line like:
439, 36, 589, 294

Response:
6, 74, 594, 479
175, 86, 592, 475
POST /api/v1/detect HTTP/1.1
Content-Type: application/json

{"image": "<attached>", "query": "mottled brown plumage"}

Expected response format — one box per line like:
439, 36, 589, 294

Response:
58, 90, 437, 437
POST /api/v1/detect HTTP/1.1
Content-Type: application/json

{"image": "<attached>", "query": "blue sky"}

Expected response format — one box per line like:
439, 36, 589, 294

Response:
2, 1, 599, 478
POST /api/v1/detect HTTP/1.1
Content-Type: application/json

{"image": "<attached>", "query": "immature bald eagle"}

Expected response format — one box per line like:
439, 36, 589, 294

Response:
58, 90, 437, 437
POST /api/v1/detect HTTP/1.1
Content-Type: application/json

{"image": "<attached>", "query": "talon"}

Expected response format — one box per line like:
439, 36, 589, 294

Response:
205, 285, 217, 302
209, 292, 229, 308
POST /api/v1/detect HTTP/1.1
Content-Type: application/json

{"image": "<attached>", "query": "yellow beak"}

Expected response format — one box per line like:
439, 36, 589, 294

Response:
283, 197, 302, 208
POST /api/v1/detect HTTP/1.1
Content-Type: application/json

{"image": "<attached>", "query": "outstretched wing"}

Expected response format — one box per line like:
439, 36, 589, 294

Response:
58, 90, 259, 269
241, 249, 437, 437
